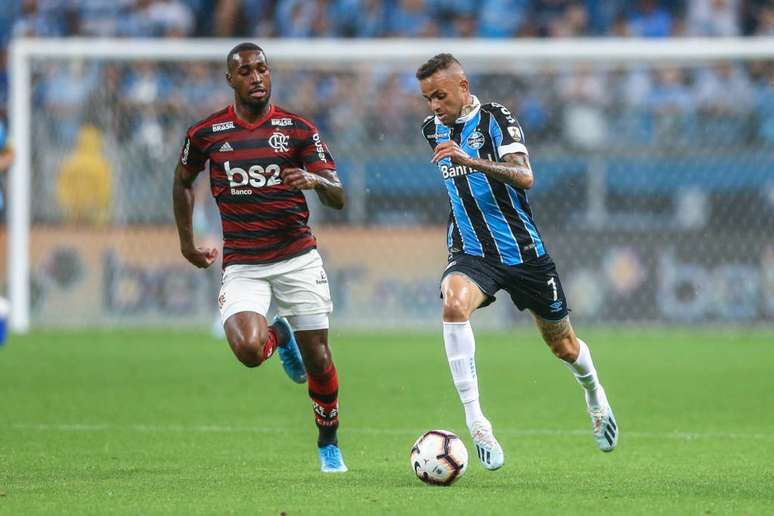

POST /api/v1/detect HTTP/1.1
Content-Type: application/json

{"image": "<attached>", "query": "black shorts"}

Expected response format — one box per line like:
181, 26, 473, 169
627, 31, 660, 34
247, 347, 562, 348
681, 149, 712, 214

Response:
441, 253, 569, 321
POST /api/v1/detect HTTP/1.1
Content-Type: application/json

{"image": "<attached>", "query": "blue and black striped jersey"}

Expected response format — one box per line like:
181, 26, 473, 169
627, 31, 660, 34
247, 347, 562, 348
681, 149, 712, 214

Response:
421, 96, 546, 265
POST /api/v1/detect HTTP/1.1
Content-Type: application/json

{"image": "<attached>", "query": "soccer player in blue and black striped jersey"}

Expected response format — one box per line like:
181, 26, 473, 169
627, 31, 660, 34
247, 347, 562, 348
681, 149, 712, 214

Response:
417, 54, 618, 469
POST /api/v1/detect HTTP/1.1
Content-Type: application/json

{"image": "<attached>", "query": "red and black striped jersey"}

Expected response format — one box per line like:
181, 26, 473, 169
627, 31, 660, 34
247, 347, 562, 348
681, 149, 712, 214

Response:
179, 104, 335, 266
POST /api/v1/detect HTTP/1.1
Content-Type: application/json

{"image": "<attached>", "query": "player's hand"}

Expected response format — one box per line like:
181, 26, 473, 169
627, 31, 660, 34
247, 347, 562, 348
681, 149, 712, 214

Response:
431, 141, 472, 166
281, 167, 320, 190
181, 246, 218, 269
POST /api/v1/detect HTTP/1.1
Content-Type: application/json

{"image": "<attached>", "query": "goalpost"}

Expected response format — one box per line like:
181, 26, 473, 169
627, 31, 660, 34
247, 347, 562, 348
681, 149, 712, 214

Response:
7, 37, 774, 333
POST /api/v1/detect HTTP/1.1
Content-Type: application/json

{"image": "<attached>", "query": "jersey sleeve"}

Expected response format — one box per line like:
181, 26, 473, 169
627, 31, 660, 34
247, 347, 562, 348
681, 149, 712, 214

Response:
488, 103, 529, 158
298, 121, 336, 173
179, 127, 208, 172
420, 115, 436, 150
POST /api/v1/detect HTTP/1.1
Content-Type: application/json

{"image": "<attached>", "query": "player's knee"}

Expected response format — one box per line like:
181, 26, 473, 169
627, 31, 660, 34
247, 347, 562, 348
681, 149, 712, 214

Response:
237, 352, 263, 368
233, 341, 263, 368
548, 335, 578, 362
304, 344, 331, 376
442, 297, 469, 322
228, 329, 268, 368
552, 344, 576, 362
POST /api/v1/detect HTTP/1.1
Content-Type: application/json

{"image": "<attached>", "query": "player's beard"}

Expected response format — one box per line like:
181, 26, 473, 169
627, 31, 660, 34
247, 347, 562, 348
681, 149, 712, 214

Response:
242, 89, 271, 113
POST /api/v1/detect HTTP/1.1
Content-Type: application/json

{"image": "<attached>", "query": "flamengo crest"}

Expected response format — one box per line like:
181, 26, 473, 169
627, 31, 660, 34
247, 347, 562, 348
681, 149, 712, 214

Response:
268, 132, 290, 152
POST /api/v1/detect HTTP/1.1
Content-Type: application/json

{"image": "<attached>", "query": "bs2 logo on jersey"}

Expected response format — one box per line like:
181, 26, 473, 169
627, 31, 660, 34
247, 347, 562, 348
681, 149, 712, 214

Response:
225, 161, 282, 195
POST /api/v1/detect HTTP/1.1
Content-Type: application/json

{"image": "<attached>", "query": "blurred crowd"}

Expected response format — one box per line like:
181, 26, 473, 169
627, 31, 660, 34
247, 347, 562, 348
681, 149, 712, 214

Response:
1, 0, 772, 41
0, 0, 772, 226
25, 58, 774, 153
1, 0, 772, 140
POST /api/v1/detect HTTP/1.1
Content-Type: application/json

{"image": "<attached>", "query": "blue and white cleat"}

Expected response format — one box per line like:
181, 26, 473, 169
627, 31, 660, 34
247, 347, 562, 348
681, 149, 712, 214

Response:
470, 420, 505, 470
589, 389, 618, 452
270, 316, 306, 384
318, 444, 348, 473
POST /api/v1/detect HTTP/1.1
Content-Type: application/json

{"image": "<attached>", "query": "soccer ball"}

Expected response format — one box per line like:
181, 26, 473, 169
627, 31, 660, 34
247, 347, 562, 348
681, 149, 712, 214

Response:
410, 430, 468, 486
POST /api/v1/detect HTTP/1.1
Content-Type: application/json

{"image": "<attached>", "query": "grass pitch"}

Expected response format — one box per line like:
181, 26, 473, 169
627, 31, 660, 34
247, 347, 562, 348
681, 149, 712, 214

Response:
1, 327, 773, 515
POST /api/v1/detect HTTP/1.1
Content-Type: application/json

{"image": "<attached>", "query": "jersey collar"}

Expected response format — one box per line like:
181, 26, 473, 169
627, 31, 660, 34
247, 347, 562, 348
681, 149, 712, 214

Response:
434, 95, 481, 127
229, 104, 275, 130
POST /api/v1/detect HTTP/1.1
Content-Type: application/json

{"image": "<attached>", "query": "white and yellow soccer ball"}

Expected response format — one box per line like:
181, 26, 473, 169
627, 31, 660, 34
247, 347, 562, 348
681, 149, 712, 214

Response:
410, 430, 468, 486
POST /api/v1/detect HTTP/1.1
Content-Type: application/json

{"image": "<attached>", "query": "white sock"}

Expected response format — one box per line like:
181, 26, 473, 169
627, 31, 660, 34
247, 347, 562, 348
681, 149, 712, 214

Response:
564, 339, 604, 409
443, 321, 486, 430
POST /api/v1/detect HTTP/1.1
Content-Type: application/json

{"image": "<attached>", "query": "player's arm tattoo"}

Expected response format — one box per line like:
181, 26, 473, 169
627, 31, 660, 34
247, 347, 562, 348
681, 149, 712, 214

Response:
314, 168, 346, 210
466, 153, 534, 189
172, 162, 200, 252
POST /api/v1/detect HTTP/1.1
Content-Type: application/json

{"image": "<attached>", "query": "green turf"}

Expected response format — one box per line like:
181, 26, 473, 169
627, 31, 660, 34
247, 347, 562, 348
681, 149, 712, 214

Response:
1, 328, 773, 515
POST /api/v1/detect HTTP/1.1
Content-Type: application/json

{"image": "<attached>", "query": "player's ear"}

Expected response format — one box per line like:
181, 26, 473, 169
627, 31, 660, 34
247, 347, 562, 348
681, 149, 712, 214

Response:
225, 72, 233, 87
460, 78, 470, 93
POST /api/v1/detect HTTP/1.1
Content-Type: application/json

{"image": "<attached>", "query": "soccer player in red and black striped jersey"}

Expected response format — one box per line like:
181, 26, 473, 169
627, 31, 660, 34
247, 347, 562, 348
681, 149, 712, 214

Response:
173, 42, 347, 472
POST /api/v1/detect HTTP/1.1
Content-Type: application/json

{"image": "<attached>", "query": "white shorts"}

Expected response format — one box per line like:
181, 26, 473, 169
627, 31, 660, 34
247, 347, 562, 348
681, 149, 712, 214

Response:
218, 249, 332, 330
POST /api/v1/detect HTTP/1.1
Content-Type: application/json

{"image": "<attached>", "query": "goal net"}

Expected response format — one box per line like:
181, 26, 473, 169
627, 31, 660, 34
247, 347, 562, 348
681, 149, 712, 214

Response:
6, 38, 774, 331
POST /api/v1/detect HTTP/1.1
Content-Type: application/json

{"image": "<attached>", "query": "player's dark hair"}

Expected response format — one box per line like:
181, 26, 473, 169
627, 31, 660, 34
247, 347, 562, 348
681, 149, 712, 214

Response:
226, 42, 265, 68
416, 53, 461, 80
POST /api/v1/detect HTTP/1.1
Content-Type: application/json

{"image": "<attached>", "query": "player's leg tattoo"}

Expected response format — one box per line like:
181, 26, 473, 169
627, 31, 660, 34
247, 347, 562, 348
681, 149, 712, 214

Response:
296, 329, 340, 447
533, 314, 579, 362
224, 312, 277, 367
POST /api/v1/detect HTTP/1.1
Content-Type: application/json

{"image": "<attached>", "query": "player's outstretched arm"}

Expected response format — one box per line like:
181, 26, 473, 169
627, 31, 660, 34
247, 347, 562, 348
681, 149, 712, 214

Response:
432, 140, 534, 189
280, 167, 346, 210
172, 162, 218, 269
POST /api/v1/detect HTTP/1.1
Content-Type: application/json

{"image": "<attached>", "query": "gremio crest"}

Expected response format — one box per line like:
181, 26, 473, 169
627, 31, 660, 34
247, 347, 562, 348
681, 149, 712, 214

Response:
466, 131, 485, 150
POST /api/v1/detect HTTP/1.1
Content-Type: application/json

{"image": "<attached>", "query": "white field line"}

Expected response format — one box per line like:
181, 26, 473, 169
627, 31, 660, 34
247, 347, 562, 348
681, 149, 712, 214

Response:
7, 423, 774, 441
